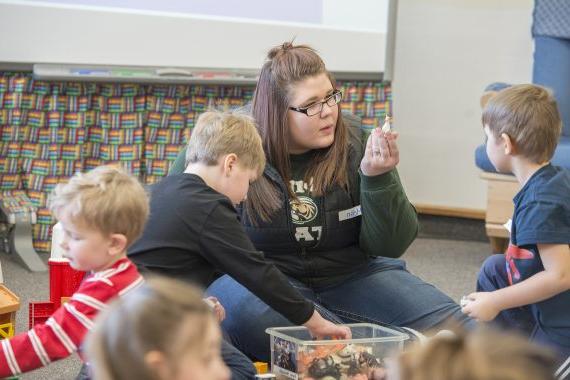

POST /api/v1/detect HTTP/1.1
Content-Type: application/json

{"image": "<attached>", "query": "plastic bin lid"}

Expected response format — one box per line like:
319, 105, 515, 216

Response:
266, 323, 409, 345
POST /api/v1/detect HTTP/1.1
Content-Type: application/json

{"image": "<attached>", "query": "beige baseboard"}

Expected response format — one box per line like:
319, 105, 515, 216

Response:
414, 203, 486, 220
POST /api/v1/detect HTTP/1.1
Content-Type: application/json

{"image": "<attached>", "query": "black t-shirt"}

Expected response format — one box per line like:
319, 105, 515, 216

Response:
128, 173, 314, 325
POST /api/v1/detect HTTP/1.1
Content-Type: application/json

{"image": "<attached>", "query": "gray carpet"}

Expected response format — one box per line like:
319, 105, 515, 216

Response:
0, 231, 492, 379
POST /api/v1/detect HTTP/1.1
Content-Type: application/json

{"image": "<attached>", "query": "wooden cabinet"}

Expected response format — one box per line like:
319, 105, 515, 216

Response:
480, 172, 520, 253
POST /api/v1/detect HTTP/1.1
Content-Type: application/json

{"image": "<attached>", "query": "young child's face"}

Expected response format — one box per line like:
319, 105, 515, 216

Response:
170, 319, 230, 380
58, 213, 118, 272
222, 163, 258, 205
484, 124, 509, 172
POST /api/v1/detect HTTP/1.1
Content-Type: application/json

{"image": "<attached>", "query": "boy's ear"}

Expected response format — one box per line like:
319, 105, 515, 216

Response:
108, 233, 128, 256
222, 153, 238, 177
500, 133, 515, 155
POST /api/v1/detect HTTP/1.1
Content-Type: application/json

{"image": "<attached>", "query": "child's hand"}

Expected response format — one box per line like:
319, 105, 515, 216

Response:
204, 296, 226, 322
461, 292, 500, 321
360, 129, 400, 177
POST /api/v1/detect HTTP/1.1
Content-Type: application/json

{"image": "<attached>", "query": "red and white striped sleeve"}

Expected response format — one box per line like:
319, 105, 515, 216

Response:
0, 258, 143, 377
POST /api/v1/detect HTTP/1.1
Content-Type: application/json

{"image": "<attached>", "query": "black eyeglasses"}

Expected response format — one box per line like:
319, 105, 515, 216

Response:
288, 90, 343, 117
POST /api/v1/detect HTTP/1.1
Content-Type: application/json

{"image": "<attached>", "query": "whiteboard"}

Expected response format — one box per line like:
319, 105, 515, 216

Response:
0, 0, 394, 76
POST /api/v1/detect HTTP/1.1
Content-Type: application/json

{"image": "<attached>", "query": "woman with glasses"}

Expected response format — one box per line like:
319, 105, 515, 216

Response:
172, 42, 474, 362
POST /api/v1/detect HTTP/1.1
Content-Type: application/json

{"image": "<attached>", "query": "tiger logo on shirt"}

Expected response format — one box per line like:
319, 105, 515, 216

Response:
290, 196, 318, 225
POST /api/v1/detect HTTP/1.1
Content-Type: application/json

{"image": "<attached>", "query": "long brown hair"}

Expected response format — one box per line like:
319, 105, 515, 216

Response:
246, 42, 350, 222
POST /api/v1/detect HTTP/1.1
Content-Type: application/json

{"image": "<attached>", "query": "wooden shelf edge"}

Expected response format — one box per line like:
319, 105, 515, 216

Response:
479, 171, 518, 182
414, 204, 486, 220
485, 223, 510, 238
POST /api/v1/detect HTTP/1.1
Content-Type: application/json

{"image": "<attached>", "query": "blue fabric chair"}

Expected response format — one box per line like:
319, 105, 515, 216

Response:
475, 136, 570, 173
477, 33, 570, 172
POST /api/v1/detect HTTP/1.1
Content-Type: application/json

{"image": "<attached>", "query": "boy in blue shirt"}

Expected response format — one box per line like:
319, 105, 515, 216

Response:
463, 84, 570, 368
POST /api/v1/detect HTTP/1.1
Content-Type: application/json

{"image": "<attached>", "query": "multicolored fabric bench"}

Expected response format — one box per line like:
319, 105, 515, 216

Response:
0, 190, 44, 271
0, 72, 392, 269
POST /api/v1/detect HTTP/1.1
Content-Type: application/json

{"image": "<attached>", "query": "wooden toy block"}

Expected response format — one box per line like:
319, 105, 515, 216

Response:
0, 284, 20, 339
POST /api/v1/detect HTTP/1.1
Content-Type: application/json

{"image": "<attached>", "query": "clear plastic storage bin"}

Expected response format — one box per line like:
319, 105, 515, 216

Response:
266, 323, 409, 380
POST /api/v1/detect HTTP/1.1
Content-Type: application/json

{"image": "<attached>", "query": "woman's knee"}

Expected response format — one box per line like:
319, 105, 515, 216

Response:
207, 277, 255, 318
208, 277, 289, 332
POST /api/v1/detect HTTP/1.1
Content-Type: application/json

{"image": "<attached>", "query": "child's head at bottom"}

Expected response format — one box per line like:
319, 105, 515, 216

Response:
86, 277, 230, 380
395, 328, 558, 380
49, 165, 149, 272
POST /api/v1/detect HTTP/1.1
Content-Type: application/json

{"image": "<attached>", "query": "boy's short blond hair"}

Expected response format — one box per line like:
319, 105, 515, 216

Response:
482, 84, 562, 163
185, 110, 266, 176
49, 165, 149, 246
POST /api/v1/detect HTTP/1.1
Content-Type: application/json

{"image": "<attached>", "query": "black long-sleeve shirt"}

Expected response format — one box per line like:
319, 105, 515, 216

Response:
128, 173, 314, 325
169, 116, 419, 288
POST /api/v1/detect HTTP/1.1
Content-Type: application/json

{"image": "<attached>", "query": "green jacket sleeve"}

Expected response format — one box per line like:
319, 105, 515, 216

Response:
359, 168, 419, 258
169, 145, 187, 175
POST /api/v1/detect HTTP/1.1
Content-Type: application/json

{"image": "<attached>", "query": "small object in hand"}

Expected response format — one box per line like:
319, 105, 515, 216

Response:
503, 218, 512, 233
434, 329, 456, 339
460, 296, 470, 308
381, 115, 392, 133
204, 298, 216, 309
254, 374, 276, 379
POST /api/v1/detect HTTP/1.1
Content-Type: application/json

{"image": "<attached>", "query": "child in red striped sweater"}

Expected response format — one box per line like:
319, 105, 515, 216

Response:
0, 165, 149, 378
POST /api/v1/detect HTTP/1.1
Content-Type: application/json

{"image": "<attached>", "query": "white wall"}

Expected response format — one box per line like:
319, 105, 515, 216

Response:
323, 0, 390, 32
19, 0, 391, 32
0, 0, 387, 73
393, 0, 533, 212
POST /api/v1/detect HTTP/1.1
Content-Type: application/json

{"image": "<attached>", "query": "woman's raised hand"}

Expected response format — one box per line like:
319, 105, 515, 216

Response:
360, 128, 400, 177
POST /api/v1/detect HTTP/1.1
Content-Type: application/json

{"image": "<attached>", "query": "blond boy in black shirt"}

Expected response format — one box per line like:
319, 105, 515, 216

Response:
129, 110, 350, 378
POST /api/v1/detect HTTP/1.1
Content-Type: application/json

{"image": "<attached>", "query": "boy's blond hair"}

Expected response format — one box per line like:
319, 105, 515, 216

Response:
482, 84, 562, 164
49, 165, 149, 246
398, 328, 558, 380
185, 110, 266, 176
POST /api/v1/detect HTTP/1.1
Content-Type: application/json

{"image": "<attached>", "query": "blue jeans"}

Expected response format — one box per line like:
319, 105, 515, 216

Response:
478, 254, 570, 367
477, 254, 535, 334
533, 35, 570, 137
221, 339, 257, 380
207, 256, 475, 362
